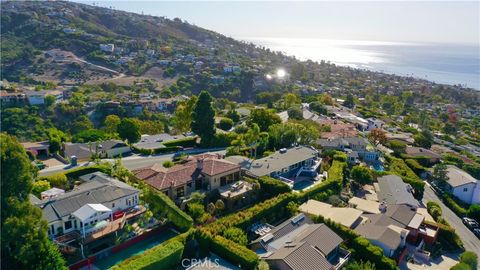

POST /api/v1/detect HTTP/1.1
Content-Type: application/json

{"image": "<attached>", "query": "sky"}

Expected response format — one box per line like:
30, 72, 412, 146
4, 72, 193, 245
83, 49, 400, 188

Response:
74, 1, 479, 44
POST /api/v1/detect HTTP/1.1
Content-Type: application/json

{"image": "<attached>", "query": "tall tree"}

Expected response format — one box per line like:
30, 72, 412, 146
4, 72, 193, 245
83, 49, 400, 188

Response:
191, 91, 215, 146
344, 93, 355, 109
104, 114, 121, 134
117, 118, 141, 144
247, 108, 282, 132
1, 133, 67, 269
368, 128, 387, 146
173, 96, 197, 133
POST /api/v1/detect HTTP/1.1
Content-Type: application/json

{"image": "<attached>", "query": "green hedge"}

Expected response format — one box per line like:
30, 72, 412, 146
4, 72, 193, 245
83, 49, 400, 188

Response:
440, 193, 468, 217
39, 165, 110, 182
144, 188, 193, 232
298, 159, 345, 202
313, 215, 398, 270
249, 176, 291, 200
405, 159, 425, 174
196, 230, 259, 270
400, 154, 434, 167
132, 145, 182, 155
162, 137, 197, 148
112, 232, 189, 270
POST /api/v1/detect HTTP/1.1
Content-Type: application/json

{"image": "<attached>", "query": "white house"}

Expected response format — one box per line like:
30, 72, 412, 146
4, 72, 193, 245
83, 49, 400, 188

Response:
99, 43, 115, 53
35, 172, 140, 239
446, 165, 480, 205
25, 90, 64, 105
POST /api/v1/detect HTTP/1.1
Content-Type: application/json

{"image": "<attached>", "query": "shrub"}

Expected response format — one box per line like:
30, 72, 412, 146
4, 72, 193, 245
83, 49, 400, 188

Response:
252, 176, 291, 200
218, 118, 234, 131
32, 180, 51, 197
350, 166, 373, 185
427, 201, 442, 221
459, 251, 478, 270
333, 152, 348, 162
405, 159, 425, 174
162, 160, 174, 168
222, 227, 248, 246
162, 136, 197, 148
143, 188, 193, 232
38, 173, 68, 189
187, 202, 206, 223
441, 193, 468, 217
450, 262, 472, 270
112, 233, 187, 270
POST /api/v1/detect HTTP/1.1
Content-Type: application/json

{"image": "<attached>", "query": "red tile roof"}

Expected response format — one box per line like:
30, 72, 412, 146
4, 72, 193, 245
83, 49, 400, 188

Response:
133, 154, 240, 191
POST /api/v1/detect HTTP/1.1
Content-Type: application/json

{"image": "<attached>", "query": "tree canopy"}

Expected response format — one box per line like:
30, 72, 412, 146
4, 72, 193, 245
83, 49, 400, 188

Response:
117, 118, 141, 144
191, 91, 215, 146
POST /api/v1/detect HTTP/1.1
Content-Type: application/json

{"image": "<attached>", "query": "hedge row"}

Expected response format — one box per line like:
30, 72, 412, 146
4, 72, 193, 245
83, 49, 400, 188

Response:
313, 215, 398, 270
400, 154, 435, 167
196, 230, 259, 270
405, 159, 425, 174
385, 155, 425, 200
132, 145, 182, 155
144, 188, 193, 232
112, 232, 189, 270
298, 159, 345, 202
39, 165, 110, 182
440, 193, 468, 217
162, 137, 197, 148
246, 176, 291, 200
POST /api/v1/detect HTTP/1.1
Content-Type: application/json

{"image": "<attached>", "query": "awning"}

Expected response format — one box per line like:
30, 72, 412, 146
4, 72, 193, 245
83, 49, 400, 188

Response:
72, 203, 111, 222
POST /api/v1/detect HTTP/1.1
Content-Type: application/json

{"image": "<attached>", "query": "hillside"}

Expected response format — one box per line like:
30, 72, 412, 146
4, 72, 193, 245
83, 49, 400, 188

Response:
1, 1, 479, 105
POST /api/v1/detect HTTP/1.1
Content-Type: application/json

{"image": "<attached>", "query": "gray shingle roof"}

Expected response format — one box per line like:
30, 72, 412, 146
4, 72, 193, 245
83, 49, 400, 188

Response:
355, 224, 403, 250
40, 172, 139, 223
247, 146, 318, 177
446, 165, 478, 188
268, 242, 334, 270
377, 175, 420, 207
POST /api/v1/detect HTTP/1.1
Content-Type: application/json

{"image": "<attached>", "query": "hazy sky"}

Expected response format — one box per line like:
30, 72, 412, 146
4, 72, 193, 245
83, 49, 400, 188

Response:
75, 1, 479, 44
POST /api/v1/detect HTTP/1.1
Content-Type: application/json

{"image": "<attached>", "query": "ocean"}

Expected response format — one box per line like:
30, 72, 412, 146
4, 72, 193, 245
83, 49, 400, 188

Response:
241, 37, 480, 90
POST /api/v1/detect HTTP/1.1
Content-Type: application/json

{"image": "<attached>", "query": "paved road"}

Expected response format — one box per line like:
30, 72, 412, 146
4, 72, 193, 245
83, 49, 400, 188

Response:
423, 185, 480, 255
39, 148, 226, 176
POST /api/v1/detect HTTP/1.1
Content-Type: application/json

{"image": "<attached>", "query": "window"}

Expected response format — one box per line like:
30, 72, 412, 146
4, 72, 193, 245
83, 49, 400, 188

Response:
464, 187, 468, 192
50, 225, 55, 235
112, 203, 115, 208
64, 220, 72, 230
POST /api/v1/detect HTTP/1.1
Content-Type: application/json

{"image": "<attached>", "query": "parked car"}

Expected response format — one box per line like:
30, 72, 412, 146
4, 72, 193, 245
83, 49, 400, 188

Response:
473, 228, 480, 239
462, 217, 479, 229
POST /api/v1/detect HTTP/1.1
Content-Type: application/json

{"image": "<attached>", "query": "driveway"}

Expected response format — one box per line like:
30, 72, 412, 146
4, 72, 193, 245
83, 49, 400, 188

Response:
422, 185, 480, 255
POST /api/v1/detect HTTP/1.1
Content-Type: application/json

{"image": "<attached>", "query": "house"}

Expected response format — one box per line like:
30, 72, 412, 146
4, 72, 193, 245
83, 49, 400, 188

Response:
0, 91, 26, 106
33, 172, 141, 240
299, 200, 363, 228
99, 43, 115, 53
367, 118, 385, 130
445, 165, 480, 205
376, 175, 420, 209
63, 140, 131, 161
355, 204, 438, 257
317, 137, 379, 163
21, 141, 50, 157
317, 119, 358, 139
244, 146, 320, 180
133, 133, 186, 150
251, 214, 350, 270
25, 90, 64, 105
405, 147, 441, 164
385, 132, 415, 145
133, 154, 241, 201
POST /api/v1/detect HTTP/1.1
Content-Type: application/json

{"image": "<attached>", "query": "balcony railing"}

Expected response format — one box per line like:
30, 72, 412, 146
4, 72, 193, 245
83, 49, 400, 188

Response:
334, 248, 351, 269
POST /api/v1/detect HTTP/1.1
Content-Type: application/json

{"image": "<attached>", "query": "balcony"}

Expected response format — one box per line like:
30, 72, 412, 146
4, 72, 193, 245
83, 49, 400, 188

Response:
332, 247, 351, 269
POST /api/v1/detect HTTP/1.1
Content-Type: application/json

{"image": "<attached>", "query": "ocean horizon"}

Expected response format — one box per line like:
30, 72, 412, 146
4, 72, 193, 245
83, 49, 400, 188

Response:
240, 37, 480, 90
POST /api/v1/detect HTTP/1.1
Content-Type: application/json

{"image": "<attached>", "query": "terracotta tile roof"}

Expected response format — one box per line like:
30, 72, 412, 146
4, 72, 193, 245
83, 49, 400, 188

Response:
133, 155, 240, 191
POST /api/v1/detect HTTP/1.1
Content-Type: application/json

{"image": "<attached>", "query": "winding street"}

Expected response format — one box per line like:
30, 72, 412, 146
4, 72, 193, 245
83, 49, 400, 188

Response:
422, 184, 480, 255
38, 148, 226, 177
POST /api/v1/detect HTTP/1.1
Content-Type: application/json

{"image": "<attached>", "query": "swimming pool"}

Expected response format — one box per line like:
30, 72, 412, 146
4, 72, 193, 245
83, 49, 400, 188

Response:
93, 229, 177, 270
293, 180, 315, 191
372, 162, 384, 172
